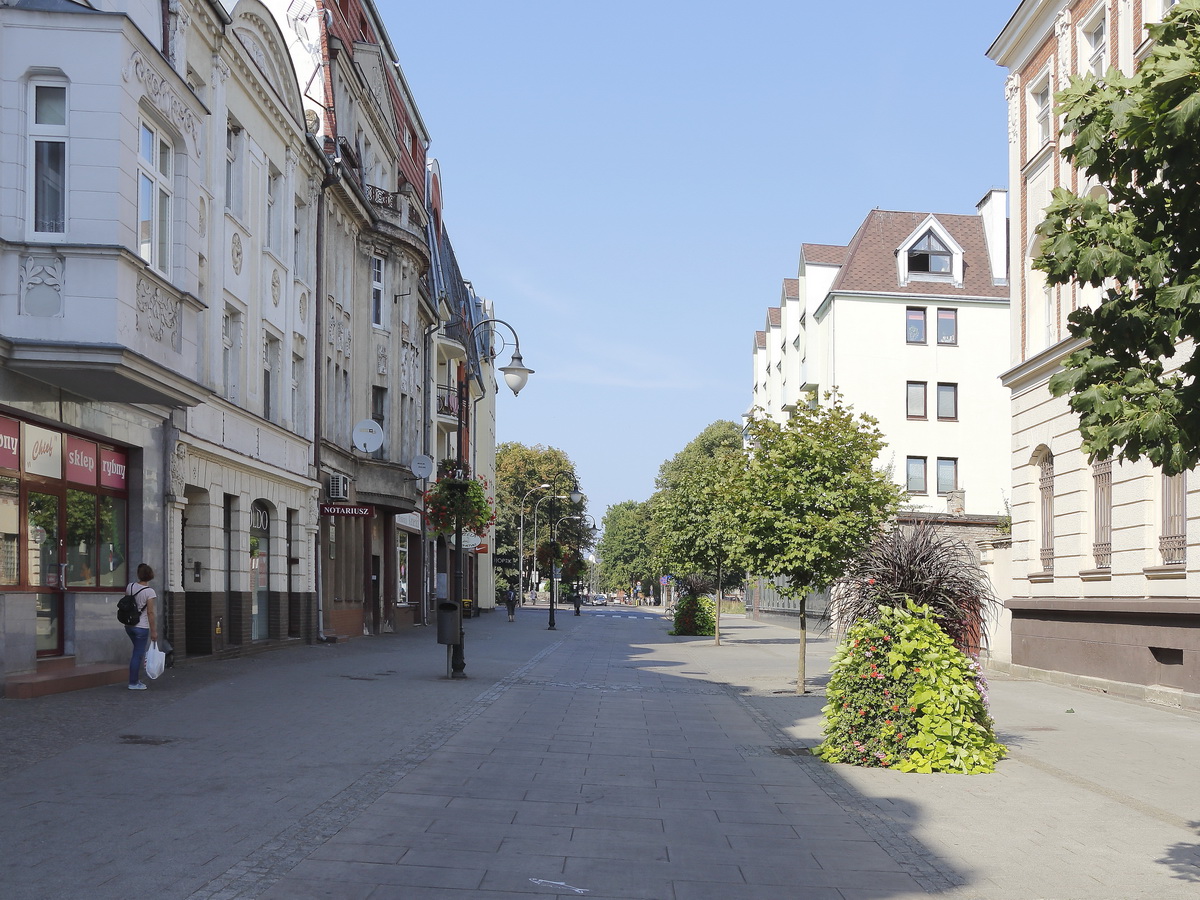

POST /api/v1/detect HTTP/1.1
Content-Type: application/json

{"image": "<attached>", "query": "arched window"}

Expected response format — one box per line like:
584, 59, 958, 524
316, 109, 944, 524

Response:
1037, 449, 1055, 572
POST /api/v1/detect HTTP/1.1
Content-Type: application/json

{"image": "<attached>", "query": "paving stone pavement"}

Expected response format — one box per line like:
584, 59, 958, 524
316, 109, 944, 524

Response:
2, 605, 1199, 900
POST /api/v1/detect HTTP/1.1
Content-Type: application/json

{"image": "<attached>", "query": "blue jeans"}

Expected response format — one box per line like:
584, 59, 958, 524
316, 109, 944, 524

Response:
125, 626, 149, 685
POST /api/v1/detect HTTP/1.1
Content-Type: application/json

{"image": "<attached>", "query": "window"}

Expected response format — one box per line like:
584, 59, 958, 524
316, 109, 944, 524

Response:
908, 232, 951, 274
265, 166, 281, 251
1093, 459, 1112, 568
906, 382, 927, 419
291, 352, 305, 434
936, 383, 958, 420
937, 309, 957, 345
1160, 472, 1187, 565
137, 120, 173, 273
31, 83, 67, 234
1032, 80, 1052, 148
225, 122, 243, 216
0, 476, 19, 585
906, 308, 926, 344
222, 308, 242, 402
371, 385, 387, 458
1085, 13, 1107, 78
936, 458, 958, 495
1038, 450, 1055, 572
906, 457, 927, 494
371, 256, 385, 327
294, 197, 310, 282
263, 334, 281, 423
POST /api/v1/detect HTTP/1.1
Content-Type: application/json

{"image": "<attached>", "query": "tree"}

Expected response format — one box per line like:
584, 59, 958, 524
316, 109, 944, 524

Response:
494, 443, 589, 590
1035, 2, 1200, 475
597, 500, 654, 595
651, 420, 745, 643
731, 393, 902, 692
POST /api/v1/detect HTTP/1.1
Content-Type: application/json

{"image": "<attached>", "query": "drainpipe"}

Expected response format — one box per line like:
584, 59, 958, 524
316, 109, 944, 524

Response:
312, 138, 341, 643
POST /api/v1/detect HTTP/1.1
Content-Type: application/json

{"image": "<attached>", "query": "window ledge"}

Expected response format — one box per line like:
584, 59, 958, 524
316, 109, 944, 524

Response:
1079, 568, 1112, 582
1144, 564, 1186, 580
1027, 570, 1055, 584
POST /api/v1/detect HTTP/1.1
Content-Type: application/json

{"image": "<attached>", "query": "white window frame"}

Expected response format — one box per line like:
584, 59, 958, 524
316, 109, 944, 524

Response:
896, 217, 964, 287
225, 121, 243, 217
263, 332, 281, 423
371, 255, 385, 327
265, 165, 281, 253
291, 351, 305, 435
1081, 6, 1108, 78
137, 118, 173, 274
222, 307, 243, 403
1030, 73, 1053, 153
30, 80, 68, 236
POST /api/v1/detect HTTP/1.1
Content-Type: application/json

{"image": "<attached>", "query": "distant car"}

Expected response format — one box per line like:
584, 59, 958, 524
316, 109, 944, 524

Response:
594, 594, 608, 606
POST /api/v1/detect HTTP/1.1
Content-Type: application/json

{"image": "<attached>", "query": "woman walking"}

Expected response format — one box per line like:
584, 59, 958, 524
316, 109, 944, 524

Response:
124, 563, 157, 690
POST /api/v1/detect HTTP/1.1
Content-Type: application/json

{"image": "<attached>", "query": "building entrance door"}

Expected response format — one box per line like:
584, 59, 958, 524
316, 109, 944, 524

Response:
250, 500, 269, 641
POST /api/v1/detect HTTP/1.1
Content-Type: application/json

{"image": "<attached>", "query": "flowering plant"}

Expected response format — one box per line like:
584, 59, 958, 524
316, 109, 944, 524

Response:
423, 474, 496, 537
815, 600, 1006, 774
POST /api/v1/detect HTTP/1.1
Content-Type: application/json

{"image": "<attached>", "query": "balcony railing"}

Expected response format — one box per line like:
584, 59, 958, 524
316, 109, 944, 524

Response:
364, 183, 396, 211
436, 385, 460, 418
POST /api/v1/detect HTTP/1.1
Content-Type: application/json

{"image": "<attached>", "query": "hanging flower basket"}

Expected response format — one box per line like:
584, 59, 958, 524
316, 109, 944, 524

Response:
424, 474, 496, 537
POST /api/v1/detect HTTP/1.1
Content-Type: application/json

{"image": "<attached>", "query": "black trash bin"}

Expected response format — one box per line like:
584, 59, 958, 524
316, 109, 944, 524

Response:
436, 601, 461, 644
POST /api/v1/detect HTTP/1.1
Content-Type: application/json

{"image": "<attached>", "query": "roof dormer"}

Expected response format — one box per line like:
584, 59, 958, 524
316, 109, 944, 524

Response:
896, 216, 964, 288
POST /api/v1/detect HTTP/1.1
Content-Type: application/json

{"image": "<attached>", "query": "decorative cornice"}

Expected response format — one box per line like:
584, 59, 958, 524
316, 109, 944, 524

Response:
122, 50, 203, 157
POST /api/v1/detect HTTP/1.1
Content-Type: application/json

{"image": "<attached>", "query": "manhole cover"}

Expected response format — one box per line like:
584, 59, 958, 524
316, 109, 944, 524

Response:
119, 734, 173, 746
772, 747, 812, 757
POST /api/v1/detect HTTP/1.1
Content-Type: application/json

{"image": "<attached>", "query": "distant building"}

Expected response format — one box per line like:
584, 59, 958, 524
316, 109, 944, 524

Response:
988, 0, 1199, 705
748, 192, 1011, 520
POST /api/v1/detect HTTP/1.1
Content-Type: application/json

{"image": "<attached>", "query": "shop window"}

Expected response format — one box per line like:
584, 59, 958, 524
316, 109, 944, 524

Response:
0, 476, 18, 585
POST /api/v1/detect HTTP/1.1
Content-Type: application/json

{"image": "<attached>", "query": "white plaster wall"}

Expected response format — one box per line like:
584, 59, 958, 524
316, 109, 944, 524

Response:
821, 294, 1011, 516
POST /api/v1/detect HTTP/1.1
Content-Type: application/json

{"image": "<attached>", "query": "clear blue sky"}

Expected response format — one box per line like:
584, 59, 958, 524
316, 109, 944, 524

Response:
387, 0, 1017, 524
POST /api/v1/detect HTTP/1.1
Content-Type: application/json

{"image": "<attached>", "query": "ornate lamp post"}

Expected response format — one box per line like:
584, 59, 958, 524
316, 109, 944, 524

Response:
517, 483, 549, 603
446, 318, 532, 677
545, 472, 582, 630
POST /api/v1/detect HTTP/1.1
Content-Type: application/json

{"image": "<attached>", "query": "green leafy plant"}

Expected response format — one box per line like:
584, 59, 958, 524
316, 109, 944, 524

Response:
815, 601, 1006, 774
671, 595, 715, 636
423, 475, 495, 537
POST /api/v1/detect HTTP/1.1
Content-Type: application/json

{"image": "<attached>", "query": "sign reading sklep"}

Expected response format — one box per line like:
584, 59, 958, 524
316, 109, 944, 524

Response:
321, 504, 375, 517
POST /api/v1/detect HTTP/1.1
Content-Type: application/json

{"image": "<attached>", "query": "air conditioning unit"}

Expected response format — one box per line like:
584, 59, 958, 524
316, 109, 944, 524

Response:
328, 473, 350, 501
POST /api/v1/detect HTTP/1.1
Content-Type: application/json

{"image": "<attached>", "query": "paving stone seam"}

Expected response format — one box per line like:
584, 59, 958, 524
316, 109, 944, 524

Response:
185, 640, 563, 900
516, 678, 726, 695
726, 686, 965, 894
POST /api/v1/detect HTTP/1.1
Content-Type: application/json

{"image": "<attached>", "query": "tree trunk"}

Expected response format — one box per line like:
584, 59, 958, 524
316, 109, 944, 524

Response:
796, 590, 807, 694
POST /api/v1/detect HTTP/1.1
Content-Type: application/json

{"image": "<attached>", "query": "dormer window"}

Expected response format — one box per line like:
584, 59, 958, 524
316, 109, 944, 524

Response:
897, 217, 964, 287
908, 232, 952, 274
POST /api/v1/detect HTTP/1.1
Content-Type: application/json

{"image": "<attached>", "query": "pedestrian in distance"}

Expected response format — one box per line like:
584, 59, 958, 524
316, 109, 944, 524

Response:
504, 588, 518, 622
124, 563, 157, 691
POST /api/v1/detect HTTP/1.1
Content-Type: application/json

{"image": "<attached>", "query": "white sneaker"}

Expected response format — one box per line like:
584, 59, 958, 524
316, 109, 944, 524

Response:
128, 683, 147, 691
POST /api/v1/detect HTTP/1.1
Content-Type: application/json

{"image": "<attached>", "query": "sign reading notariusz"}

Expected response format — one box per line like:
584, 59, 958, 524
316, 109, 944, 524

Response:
321, 504, 375, 517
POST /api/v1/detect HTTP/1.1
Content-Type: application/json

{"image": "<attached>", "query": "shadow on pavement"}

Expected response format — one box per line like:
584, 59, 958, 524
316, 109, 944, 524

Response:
1158, 821, 1200, 883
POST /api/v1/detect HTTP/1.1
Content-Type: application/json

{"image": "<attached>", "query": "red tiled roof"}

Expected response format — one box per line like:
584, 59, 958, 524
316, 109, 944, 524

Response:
766, 307, 781, 327
755, 330, 766, 348
801, 243, 846, 265
828, 210, 1007, 298
782, 278, 799, 300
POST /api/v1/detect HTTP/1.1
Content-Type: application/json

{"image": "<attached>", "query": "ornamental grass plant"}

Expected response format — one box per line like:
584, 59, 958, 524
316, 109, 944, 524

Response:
832, 522, 1000, 654
815, 601, 1006, 774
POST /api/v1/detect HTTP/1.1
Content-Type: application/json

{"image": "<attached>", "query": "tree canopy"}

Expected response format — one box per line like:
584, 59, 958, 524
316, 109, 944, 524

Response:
1035, 1, 1200, 474
597, 500, 654, 594
651, 420, 744, 592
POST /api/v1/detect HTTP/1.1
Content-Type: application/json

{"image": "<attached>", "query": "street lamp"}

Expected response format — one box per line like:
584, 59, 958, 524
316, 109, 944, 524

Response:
530, 492, 566, 603
545, 472, 583, 630
517, 483, 549, 602
550, 514, 581, 627
447, 317, 531, 677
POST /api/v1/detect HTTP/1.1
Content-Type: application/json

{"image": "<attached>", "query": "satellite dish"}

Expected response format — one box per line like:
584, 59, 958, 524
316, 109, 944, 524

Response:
410, 454, 434, 480
351, 419, 384, 453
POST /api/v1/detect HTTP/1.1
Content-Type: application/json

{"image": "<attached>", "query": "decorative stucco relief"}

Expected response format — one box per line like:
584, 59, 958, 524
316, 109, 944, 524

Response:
122, 51, 202, 157
271, 269, 281, 305
231, 231, 243, 274
20, 255, 64, 317
136, 276, 181, 346
1005, 74, 1021, 144
377, 344, 388, 375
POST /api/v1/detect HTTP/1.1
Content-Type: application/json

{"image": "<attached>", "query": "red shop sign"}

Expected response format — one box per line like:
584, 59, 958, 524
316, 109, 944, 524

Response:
0, 417, 17, 470
100, 448, 128, 489
66, 436, 98, 486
